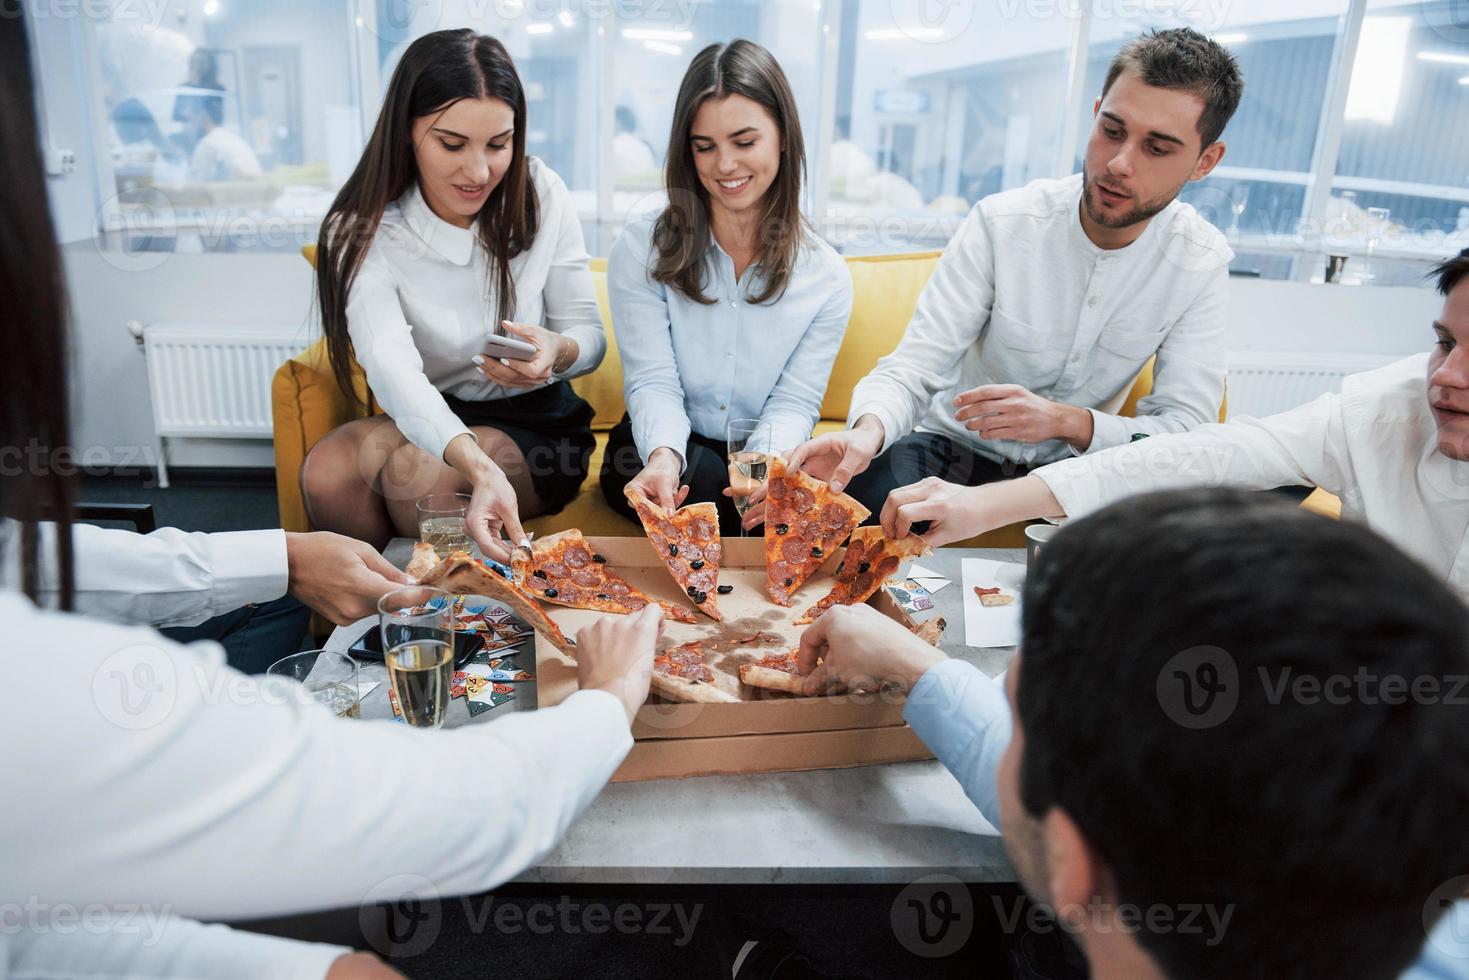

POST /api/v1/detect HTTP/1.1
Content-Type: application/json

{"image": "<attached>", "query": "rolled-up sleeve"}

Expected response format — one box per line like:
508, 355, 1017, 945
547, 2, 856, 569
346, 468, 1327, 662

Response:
608, 221, 693, 467
345, 247, 473, 461
759, 256, 852, 455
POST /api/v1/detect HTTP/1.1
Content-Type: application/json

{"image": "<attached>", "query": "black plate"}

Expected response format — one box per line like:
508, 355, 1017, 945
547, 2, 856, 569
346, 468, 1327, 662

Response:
348, 626, 484, 666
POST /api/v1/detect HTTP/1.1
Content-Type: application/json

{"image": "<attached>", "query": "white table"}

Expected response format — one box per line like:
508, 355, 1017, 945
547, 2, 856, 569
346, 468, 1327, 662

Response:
326, 539, 1021, 885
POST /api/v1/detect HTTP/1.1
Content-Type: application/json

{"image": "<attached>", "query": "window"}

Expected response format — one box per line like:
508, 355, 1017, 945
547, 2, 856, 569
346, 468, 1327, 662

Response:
826, 0, 1075, 253
1075, 2, 1350, 279
605, 0, 828, 234
97, 0, 359, 255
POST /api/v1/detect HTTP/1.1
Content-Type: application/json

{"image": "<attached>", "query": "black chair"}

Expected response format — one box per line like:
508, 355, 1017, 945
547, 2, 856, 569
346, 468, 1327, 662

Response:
74, 502, 157, 534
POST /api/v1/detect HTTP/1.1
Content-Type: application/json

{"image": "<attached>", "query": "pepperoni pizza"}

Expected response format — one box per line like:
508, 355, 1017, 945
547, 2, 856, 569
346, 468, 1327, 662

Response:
793, 526, 932, 624
762, 456, 870, 606
652, 640, 739, 703
623, 487, 726, 621
511, 529, 697, 622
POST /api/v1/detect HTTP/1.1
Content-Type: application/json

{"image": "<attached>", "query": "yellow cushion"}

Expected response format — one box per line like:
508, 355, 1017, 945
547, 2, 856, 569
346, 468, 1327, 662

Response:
1301, 487, 1343, 519
822, 252, 942, 422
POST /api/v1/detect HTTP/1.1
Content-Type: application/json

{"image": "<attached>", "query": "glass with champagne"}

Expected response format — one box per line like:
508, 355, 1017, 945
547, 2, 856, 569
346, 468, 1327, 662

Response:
727, 418, 772, 536
379, 585, 455, 728
416, 492, 472, 558
266, 650, 360, 718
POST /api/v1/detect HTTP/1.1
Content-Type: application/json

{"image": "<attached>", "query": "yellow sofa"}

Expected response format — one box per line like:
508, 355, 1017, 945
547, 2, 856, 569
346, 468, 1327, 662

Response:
273, 247, 1212, 548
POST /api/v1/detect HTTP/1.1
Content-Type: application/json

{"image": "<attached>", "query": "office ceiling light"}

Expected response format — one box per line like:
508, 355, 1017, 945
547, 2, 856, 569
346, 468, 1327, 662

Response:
644, 40, 683, 55
527, 22, 553, 34
558, 11, 574, 27
1212, 33, 1247, 45
202, 0, 221, 15
1418, 51, 1469, 66
864, 27, 945, 41
1460, 75, 1469, 85
1345, 17, 1410, 124
621, 28, 692, 41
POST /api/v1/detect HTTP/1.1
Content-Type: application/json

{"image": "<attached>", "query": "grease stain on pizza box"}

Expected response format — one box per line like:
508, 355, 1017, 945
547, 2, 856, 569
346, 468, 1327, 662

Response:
534, 536, 936, 782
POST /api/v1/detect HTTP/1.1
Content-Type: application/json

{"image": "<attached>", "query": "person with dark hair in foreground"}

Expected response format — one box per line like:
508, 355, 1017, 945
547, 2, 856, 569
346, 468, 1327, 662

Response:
785, 28, 1244, 524
799, 489, 1469, 979
880, 248, 1469, 603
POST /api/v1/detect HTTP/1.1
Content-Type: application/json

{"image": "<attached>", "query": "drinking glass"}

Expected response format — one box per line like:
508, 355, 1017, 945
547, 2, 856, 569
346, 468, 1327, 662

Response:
266, 650, 360, 718
416, 493, 472, 558
1362, 207, 1390, 282
727, 418, 772, 536
379, 585, 455, 728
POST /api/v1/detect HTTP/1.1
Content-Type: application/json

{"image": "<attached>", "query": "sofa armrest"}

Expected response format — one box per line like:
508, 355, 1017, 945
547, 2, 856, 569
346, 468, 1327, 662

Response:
271, 339, 374, 532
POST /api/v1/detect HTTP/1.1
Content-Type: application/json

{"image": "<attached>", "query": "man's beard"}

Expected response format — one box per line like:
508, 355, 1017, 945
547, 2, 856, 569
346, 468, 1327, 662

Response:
1081, 164, 1180, 230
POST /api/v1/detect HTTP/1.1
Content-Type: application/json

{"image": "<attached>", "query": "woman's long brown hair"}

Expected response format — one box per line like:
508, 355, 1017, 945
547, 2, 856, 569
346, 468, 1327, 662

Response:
1, 4, 75, 608
315, 29, 539, 406
653, 39, 809, 306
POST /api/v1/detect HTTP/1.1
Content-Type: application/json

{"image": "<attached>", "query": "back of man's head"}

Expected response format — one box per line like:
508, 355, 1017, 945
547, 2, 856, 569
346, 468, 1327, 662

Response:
1017, 488, 1469, 980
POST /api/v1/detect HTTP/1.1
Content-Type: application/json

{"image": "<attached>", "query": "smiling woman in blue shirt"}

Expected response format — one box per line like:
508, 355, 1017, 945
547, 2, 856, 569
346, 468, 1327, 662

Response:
599, 39, 853, 536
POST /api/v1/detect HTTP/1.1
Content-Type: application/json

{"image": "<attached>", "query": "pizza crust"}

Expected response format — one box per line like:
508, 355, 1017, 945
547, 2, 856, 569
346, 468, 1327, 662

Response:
738, 663, 808, 695
650, 671, 739, 704
405, 541, 439, 581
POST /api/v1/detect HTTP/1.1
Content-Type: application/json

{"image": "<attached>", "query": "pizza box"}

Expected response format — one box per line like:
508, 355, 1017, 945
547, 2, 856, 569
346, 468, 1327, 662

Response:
533, 535, 937, 781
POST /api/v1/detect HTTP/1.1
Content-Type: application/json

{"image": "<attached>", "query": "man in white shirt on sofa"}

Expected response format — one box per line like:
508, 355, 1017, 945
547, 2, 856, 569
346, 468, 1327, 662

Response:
786, 28, 1242, 522
879, 248, 1469, 602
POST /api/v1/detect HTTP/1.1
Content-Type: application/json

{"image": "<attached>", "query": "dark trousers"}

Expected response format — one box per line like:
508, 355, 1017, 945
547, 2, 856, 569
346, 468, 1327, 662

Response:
160, 594, 313, 675
845, 431, 1033, 524
599, 416, 745, 537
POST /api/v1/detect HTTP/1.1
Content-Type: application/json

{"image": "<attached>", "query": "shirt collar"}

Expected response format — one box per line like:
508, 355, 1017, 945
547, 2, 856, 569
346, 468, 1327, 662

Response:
401, 182, 476, 266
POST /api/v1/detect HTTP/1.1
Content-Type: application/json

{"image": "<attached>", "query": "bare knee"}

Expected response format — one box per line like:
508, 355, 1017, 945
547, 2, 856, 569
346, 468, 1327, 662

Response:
324, 951, 404, 979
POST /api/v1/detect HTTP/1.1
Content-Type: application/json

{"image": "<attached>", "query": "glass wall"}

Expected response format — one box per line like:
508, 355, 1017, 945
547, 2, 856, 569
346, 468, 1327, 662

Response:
60, 0, 1469, 282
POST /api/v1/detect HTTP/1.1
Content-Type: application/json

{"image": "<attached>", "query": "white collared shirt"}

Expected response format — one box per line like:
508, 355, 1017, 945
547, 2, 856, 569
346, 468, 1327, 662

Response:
849, 174, 1232, 467
345, 157, 606, 461
2, 522, 288, 628
1, 586, 631, 932
608, 209, 853, 463
1035, 354, 1469, 599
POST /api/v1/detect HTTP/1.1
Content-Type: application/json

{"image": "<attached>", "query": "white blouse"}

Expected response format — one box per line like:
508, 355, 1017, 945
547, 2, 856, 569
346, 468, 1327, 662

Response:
344, 157, 606, 460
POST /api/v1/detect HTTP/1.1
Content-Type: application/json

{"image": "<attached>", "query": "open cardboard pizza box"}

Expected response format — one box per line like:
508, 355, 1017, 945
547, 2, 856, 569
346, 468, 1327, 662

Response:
534, 536, 936, 781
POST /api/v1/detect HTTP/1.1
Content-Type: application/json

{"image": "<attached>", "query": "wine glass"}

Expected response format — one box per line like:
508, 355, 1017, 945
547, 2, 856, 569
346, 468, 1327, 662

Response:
727, 418, 772, 537
379, 585, 455, 728
1362, 207, 1390, 282
1229, 188, 1249, 241
265, 650, 360, 718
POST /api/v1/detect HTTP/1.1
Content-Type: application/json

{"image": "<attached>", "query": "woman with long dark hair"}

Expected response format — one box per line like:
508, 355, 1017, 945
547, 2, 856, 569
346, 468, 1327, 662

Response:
303, 29, 604, 560
598, 39, 851, 535
1, 14, 656, 974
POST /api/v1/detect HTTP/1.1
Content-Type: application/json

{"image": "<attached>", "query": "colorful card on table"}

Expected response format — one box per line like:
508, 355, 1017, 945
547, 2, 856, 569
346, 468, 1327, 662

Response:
887, 580, 935, 613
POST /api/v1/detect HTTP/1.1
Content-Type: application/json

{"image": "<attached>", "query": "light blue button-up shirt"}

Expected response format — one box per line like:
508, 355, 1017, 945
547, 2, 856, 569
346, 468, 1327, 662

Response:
902, 658, 1469, 977
607, 208, 853, 466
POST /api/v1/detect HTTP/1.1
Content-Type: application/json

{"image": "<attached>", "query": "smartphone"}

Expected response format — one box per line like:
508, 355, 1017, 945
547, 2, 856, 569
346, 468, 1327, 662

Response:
481, 333, 539, 361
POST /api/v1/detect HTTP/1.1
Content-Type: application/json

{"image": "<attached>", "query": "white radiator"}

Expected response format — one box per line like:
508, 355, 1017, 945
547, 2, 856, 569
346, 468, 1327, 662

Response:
137, 323, 310, 487
1224, 351, 1401, 421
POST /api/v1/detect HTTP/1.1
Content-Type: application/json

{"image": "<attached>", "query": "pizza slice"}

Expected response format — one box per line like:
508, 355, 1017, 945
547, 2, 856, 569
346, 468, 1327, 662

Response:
741, 618, 949, 695
510, 529, 697, 623
651, 640, 739, 704
623, 487, 725, 621
417, 550, 575, 658
794, 526, 932, 624
973, 586, 1016, 607
763, 455, 871, 606
405, 541, 440, 581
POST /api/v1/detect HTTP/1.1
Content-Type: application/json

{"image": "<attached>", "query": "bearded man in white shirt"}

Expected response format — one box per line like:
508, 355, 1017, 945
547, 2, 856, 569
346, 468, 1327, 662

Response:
784, 28, 1243, 523
880, 249, 1469, 602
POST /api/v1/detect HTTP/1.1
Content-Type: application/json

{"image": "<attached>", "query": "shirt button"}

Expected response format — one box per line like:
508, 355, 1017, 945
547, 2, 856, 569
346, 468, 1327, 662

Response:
726, 352, 733, 359
730, 301, 738, 309
1087, 296, 1098, 308
719, 404, 727, 410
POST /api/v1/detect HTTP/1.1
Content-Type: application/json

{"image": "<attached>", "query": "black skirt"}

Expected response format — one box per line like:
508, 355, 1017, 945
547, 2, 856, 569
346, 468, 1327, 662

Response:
441, 381, 595, 513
